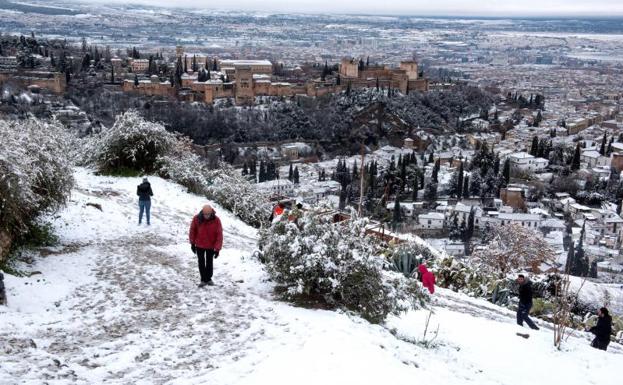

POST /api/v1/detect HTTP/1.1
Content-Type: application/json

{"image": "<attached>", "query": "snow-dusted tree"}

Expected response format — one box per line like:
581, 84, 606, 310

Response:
259, 210, 427, 323
86, 110, 176, 174
473, 224, 556, 277
0, 117, 74, 254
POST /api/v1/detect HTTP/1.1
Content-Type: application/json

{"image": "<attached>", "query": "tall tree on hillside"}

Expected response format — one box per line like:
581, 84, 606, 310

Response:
392, 196, 402, 230
463, 176, 470, 199
502, 158, 511, 187
457, 162, 464, 199
571, 143, 581, 171
288, 163, 293, 181
599, 133, 607, 156
293, 167, 300, 184
529, 136, 539, 156
431, 159, 440, 183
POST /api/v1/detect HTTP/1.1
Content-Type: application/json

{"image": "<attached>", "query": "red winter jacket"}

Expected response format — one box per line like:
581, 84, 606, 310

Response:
419, 264, 435, 294
189, 212, 223, 251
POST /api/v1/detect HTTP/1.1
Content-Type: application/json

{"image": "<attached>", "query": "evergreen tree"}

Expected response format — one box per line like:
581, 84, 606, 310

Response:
428, 153, 434, 164
463, 176, 470, 199
293, 167, 300, 184
412, 177, 418, 201
607, 137, 614, 156
571, 143, 581, 171
502, 158, 511, 186
392, 196, 402, 230
288, 163, 293, 181
529, 136, 539, 156
599, 133, 607, 156
431, 159, 440, 183
134, 74, 139, 86
259, 161, 266, 183
589, 260, 598, 278
250, 161, 257, 181
457, 162, 464, 199
565, 240, 575, 273
242, 162, 248, 176
424, 182, 438, 205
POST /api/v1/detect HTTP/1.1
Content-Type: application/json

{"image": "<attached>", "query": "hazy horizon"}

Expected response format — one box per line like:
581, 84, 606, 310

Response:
66, 0, 623, 17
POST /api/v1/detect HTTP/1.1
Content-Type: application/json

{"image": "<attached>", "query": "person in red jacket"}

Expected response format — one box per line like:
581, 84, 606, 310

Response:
418, 264, 435, 294
189, 205, 223, 287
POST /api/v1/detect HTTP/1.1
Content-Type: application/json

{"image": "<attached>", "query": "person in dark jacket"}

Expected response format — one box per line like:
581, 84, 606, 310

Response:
516, 274, 539, 330
137, 177, 153, 225
589, 307, 612, 351
189, 205, 223, 287
0, 271, 6, 306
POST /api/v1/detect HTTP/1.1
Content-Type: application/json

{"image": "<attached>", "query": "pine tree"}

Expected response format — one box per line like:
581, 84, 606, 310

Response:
565, 240, 575, 273
412, 177, 418, 201
589, 260, 598, 278
457, 162, 464, 199
571, 143, 581, 171
530, 136, 539, 156
424, 182, 438, 205
502, 158, 511, 186
392, 196, 402, 230
599, 133, 607, 156
293, 167, 300, 184
431, 159, 440, 183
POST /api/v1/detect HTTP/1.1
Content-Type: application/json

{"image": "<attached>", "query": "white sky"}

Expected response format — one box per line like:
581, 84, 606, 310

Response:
82, 0, 623, 17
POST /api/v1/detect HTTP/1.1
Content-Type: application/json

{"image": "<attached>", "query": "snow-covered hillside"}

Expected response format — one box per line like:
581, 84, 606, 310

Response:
0, 169, 620, 385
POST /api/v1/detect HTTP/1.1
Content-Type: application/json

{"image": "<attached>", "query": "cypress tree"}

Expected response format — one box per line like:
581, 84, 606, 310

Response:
288, 163, 293, 181
293, 167, 300, 184
599, 133, 607, 156
457, 162, 464, 199
571, 143, 581, 171
463, 176, 470, 199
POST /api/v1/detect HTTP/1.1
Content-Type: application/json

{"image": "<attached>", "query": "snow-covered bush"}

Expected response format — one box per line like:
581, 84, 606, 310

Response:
0, 117, 73, 256
430, 256, 501, 298
85, 110, 176, 174
81, 112, 270, 228
259, 210, 427, 323
159, 139, 270, 228
472, 224, 557, 277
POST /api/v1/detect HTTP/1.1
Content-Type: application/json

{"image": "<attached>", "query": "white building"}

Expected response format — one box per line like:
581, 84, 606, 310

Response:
417, 212, 445, 230
496, 213, 542, 229
508, 152, 549, 173
256, 179, 294, 197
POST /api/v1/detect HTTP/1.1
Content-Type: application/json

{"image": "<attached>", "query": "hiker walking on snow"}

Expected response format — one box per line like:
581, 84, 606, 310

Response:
516, 274, 539, 330
189, 205, 223, 287
588, 307, 612, 351
137, 177, 153, 225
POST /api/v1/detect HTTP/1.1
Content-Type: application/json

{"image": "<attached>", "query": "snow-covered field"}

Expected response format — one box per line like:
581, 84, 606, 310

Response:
1, 169, 620, 384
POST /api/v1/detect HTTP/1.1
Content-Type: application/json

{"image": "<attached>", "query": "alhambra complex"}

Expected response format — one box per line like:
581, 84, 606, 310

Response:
122, 46, 429, 105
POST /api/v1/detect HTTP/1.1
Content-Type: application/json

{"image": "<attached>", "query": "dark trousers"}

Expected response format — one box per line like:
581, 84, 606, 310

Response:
139, 200, 151, 224
591, 338, 609, 351
517, 302, 539, 329
196, 248, 215, 282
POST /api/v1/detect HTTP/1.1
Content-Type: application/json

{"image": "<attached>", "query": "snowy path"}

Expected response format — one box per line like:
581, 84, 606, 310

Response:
1, 168, 620, 385
1, 169, 278, 384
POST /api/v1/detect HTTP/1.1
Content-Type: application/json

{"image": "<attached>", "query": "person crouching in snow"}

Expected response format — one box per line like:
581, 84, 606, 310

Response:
189, 205, 223, 287
589, 307, 612, 351
418, 264, 435, 294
